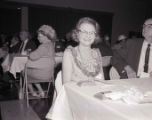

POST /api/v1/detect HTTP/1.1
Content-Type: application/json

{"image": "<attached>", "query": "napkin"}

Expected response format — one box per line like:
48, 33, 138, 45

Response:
104, 87, 144, 104
139, 72, 150, 78
122, 87, 144, 104
144, 91, 152, 97
77, 81, 96, 87
104, 91, 124, 100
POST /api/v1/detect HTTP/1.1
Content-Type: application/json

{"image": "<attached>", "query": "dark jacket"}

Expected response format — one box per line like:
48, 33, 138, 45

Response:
9, 39, 37, 53
111, 38, 144, 78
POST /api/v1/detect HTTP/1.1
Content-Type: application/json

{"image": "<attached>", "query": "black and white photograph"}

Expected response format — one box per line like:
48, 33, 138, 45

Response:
0, 0, 152, 120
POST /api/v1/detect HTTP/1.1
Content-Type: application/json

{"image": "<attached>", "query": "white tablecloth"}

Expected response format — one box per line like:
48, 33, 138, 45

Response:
10, 56, 28, 78
1, 54, 11, 72
47, 78, 152, 120
9, 53, 63, 78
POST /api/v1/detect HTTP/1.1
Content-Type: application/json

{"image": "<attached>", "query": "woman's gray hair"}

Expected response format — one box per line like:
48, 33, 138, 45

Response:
38, 25, 57, 42
73, 17, 102, 43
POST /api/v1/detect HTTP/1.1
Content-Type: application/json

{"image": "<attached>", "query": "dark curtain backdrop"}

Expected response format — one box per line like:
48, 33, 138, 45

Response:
29, 7, 113, 40
0, 8, 21, 34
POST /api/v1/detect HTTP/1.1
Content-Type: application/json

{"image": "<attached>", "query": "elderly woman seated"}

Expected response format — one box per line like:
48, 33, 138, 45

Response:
26, 25, 56, 97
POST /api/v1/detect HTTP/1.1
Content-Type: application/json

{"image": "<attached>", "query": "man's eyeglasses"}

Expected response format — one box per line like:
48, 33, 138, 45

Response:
78, 29, 96, 36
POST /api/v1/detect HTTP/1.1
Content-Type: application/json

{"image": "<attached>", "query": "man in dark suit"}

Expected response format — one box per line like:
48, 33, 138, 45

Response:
10, 30, 37, 54
18, 30, 37, 54
5, 31, 37, 83
111, 18, 152, 79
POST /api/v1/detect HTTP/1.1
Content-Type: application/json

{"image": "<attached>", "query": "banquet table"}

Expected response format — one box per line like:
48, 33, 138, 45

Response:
10, 56, 28, 78
48, 78, 152, 120
9, 55, 28, 99
10, 52, 63, 78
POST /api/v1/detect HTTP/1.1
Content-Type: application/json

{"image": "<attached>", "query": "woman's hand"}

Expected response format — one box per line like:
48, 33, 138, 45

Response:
124, 65, 137, 78
25, 49, 32, 57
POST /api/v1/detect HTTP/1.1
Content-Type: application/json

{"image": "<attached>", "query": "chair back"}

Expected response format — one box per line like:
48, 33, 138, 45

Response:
109, 66, 120, 80
52, 70, 62, 105
23, 63, 54, 106
55, 71, 62, 94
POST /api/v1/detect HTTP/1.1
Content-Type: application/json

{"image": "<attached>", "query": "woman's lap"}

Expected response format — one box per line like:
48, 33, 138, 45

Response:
27, 68, 53, 80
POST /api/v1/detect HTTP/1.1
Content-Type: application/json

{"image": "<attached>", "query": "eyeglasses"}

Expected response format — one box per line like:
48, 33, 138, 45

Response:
143, 24, 152, 29
78, 29, 96, 36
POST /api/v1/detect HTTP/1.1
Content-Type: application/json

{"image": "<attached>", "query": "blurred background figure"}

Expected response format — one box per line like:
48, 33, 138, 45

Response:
112, 34, 127, 50
0, 46, 11, 85
26, 25, 56, 97
118, 34, 127, 42
18, 30, 37, 55
55, 38, 65, 53
0, 33, 7, 47
7, 31, 37, 84
0, 46, 8, 70
8, 34, 20, 54
103, 34, 111, 47
54, 38, 65, 79
65, 29, 78, 47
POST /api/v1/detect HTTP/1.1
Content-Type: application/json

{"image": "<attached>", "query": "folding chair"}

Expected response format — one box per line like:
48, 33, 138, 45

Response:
23, 64, 54, 106
109, 66, 120, 80
45, 70, 63, 119
52, 70, 62, 103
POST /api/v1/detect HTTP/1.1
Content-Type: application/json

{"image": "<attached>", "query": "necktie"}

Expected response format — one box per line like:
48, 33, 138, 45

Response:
144, 44, 151, 72
19, 42, 24, 53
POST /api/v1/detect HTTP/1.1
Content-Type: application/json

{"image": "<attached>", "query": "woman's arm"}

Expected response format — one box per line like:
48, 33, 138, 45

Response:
29, 43, 53, 60
62, 48, 73, 84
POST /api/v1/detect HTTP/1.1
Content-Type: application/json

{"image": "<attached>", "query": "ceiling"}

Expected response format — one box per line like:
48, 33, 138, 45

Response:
1, 0, 152, 9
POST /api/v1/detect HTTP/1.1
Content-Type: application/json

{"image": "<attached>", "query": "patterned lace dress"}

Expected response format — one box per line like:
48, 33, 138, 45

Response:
68, 47, 104, 82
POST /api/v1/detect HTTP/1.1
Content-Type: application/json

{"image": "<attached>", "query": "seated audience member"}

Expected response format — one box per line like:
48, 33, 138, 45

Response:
112, 34, 127, 50
62, 17, 106, 84
0, 46, 8, 71
9, 34, 20, 54
0, 47, 8, 61
0, 47, 10, 89
0, 46, 14, 83
65, 29, 78, 47
55, 39, 66, 53
8, 31, 37, 81
103, 34, 111, 47
12, 30, 37, 55
111, 18, 152, 79
46, 17, 108, 120
26, 25, 56, 97
0, 33, 7, 47
54, 38, 65, 78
